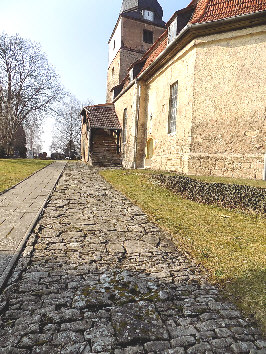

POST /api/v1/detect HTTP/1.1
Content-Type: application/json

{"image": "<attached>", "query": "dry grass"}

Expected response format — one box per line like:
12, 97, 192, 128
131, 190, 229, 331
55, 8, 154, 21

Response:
0, 159, 52, 193
100, 169, 266, 333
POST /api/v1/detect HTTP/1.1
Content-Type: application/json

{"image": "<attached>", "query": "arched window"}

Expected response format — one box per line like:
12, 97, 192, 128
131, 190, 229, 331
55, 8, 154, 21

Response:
122, 108, 127, 144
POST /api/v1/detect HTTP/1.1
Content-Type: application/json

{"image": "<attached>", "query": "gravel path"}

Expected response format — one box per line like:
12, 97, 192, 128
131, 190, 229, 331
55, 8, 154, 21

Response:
0, 163, 265, 353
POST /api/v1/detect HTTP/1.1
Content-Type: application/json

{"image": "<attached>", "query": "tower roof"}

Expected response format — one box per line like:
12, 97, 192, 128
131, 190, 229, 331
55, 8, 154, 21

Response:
120, 0, 163, 19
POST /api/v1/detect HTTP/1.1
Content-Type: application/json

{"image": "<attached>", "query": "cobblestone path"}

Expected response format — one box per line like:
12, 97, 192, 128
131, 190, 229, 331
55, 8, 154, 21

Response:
0, 163, 265, 353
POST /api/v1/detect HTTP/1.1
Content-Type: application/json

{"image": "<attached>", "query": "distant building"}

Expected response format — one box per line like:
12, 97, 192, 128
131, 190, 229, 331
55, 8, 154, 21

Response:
82, 0, 266, 179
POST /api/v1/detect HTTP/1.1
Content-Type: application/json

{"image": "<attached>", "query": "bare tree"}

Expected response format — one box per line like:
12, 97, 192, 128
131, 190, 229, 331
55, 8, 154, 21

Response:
51, 95, 91, 159
24, 115, 43, 158
0, 32, 63, 156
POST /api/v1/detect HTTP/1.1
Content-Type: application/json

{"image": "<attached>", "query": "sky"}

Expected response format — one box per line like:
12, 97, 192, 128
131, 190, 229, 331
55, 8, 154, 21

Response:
0, 0, 190, 153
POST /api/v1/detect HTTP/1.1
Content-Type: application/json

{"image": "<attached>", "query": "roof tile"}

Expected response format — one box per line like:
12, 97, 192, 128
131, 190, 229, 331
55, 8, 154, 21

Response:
139, 31, 168, 75
191, 0, 266, 23
84, 104, 121, 130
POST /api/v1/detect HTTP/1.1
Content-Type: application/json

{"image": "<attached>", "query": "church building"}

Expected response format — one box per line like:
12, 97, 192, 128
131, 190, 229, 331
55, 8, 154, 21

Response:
81, 0, 266, 180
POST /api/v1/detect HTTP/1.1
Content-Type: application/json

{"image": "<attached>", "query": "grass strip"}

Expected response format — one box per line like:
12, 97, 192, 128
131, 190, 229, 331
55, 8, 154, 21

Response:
100, 169, 266, 333
0, 159, 52, 193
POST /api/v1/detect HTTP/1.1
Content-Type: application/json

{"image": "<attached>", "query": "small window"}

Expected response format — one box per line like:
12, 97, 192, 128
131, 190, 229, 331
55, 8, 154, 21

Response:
112, 67, 115, 77
168, 81, 178, 134
113, 40, 116, 49
122, 108, 127, 144
143, 30, 153, 44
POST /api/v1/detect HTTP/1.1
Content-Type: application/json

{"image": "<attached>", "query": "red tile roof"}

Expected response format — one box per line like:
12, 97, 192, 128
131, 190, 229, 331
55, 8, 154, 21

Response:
191, 0, 266, 24
84, 104, 121, 130
139, 31, 168, 75
122, 0, 265, 83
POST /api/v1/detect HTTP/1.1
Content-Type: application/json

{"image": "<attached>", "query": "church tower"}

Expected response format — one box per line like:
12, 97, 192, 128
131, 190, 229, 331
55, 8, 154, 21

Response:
106, 0, 165, 102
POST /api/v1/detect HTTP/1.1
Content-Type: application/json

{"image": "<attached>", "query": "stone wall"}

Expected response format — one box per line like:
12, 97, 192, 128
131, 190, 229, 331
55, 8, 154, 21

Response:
122, 17, 165, 53
188, 153, 265, 180
81, 120, 89, 163
107, 51, 120, 103
151, 173, 266, 214
90, 129, 121, 167
114, 83, 138, 168
106, 17, 165, 103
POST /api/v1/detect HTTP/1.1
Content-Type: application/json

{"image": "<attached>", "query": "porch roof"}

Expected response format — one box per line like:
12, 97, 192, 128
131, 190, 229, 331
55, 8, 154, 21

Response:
83, 104, 122, 130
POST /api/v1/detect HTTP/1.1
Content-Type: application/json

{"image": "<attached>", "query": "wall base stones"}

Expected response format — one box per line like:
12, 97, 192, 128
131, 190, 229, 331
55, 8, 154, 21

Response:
151, 173, 266, 214
187, 153, 265, 181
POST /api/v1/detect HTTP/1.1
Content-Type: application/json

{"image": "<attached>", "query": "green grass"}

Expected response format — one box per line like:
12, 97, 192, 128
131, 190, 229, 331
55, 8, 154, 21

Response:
0, 159, 52, 193
100, 169, 266, 333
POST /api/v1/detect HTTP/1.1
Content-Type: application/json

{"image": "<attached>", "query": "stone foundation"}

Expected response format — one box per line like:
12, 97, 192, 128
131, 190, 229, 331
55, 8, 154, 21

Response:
188, 153, 265, 180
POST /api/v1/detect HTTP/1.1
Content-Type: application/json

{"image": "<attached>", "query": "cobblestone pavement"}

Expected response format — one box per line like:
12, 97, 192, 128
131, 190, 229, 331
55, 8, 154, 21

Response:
0, 163, 265, 353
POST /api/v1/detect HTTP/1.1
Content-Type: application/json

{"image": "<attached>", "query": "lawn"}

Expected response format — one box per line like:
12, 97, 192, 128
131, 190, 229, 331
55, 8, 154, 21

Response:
0, 159, 52, 193
100, 169, 266, 333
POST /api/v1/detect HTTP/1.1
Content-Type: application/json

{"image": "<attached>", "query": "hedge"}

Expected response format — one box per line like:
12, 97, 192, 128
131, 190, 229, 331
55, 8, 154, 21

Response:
150, 174, 266, 214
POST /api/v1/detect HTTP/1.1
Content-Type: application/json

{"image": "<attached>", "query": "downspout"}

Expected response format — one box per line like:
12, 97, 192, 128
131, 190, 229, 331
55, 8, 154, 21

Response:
263, 153, 266, 180
133, 82, 141, 169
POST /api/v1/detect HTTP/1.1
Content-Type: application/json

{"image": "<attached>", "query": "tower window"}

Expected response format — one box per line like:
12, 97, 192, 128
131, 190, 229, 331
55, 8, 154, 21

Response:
112, 67, 115, 77
143, 30, 153, 44
113, 40, 116, 49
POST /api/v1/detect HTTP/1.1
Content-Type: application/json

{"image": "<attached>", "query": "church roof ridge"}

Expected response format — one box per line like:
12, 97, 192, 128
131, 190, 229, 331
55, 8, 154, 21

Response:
190, 0, 266, 24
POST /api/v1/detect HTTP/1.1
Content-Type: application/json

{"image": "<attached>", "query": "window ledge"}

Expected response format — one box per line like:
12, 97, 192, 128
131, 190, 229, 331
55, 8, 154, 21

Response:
168, 131, 177, 136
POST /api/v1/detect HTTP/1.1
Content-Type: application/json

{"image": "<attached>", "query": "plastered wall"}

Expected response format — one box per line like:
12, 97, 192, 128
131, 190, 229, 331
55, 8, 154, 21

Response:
142, 43, 197, 172
190, 26, 266, 179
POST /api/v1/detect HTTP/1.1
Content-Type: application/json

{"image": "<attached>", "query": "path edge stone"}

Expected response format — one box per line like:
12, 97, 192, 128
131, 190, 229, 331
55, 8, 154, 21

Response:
0, 162, 66, 292
0, 161, 55, 197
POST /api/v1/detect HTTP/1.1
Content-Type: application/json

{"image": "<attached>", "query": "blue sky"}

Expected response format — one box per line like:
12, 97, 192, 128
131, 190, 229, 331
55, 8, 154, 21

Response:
0, 0, 190, 152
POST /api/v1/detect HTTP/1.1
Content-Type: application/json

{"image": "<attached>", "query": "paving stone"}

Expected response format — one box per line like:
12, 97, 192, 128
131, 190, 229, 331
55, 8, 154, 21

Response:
168, 325, 198, 339
114, 346, 145, 354
210, 337, 234, 348
144, 341, 171, 352
214, 327, 233, 337
187, 342, 212, 353
231, 341, 257, 353
111, 302, 169, 344
255, 340, 266, 349
171, 336, 196, 347
163, 349, 185, 354
0, 163, 264, 353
